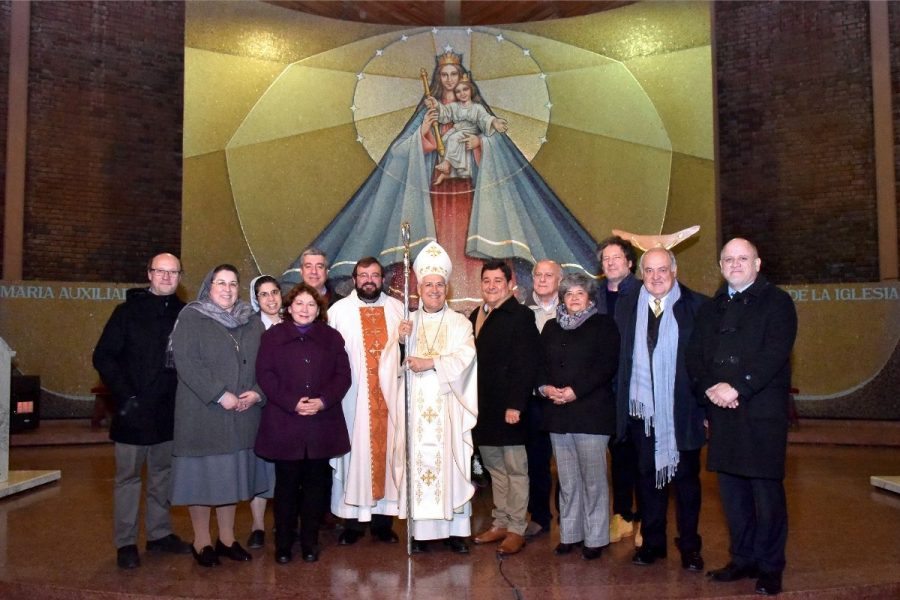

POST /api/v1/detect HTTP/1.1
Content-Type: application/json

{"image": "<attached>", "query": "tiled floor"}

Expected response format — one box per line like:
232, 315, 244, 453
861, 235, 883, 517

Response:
1, 441, 898, 599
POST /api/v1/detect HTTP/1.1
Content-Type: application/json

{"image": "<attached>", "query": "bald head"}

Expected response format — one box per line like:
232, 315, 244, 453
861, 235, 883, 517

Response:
147, 252, 182, 296
719, 238, 761, 291
532, 260, 562, 302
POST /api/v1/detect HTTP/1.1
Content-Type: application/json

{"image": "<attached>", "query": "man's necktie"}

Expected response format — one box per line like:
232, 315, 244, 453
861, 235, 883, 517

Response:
652, 298, 663, 318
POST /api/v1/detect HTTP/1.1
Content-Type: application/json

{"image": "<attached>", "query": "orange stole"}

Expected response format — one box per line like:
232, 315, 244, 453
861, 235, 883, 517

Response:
359, 306, 389, 500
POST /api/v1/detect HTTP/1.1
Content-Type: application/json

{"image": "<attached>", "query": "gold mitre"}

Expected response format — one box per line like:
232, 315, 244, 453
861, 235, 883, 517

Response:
414, 241, 453, 281
437, 51, 462, 67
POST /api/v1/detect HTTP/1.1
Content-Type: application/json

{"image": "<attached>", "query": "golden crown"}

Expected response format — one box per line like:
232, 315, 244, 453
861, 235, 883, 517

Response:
459, 73, 471, 83
437, 51, 462, 67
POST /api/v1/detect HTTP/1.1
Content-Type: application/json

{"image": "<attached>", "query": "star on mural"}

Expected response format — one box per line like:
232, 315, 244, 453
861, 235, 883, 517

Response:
350, 104, 358, 112
356, 72, 365, 81
356, 134, 364, 143
443, 44, 453, 53
523, 49, 531, 56
432, 27, 438, 34
546, 101, 553, 109
375, 49, 383, 56
539, 73, 547, 80
496, 33, 504, 42
539, 136, 548, 144
400, 34, 408, 41
465, 27, 473, 35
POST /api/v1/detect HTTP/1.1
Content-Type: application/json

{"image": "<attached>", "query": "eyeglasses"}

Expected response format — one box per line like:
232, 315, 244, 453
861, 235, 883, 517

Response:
149, 268, 181, 277
257, 290, 280, 298
212, 280, 239, 289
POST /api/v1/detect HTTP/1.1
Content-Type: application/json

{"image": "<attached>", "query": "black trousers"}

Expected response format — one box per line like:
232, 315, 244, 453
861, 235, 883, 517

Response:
609, 431, 640, 521
717, 471, 787, 574
344, 513, 394, 533
525, 395, 553, 529
630, 418, 701, 554
274, 458, 331, 551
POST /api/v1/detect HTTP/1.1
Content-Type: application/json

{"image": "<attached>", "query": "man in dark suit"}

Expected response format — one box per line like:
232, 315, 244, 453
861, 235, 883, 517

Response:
596, 236, 643, 546
469, 260, 541, 555
687, 238, 797, 596
617, 247, 708, 572
282, 246, 345, 306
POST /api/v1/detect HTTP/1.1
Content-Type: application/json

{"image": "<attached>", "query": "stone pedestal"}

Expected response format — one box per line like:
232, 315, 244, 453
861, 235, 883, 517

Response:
0, 337, 60, 497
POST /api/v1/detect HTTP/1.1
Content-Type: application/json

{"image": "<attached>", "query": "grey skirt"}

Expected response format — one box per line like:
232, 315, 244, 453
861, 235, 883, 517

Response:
171, 449, 273, 506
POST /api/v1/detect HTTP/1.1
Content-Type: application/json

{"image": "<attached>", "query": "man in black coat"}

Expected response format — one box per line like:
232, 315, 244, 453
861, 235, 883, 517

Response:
469, 260, 540, 555
596, 235, 642, 546
93, 253, 190, 569
617, 248, 708, 572
283, 246, 345, 306
687, 238, 797, 596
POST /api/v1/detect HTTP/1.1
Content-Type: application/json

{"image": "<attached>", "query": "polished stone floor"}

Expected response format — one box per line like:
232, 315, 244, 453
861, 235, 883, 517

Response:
1, 442, 898, 599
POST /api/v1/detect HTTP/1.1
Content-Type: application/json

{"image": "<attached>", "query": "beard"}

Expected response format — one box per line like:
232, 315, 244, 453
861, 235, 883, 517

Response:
356, 282, 381, 301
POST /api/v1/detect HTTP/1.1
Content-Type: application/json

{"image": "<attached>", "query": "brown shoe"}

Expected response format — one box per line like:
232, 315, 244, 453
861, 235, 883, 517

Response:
473, 526, 508, 544
497, 533, 525, 555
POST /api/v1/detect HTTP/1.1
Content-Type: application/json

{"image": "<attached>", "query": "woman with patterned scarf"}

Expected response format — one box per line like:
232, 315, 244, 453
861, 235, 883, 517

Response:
169, 264, 270, 567
537, 273, 620, 560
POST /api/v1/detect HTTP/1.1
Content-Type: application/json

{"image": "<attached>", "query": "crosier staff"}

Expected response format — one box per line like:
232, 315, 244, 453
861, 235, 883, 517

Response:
400, 221, 413, 557
420, 68, 446, 157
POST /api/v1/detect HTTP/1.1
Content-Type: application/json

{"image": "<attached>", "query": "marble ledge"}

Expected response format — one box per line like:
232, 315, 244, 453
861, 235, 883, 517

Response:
870, 475, 900, 495
0, 470, 61, 499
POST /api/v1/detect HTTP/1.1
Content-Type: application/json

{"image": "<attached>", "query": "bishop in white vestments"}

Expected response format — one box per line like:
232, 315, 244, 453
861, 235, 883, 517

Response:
392, 241, 478, 553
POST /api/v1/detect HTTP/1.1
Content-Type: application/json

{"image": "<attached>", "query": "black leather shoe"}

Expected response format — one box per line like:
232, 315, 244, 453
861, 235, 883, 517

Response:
554, 542, 579, 555
681, 550, 704, 572
191, 545, 220, 567
301, 546, 319, 563
708, 561, 758, 582
755, 571, 783, 595
146, 533, 192, 554
338, 529, 364, 545
117, 544, 140, 569
215, 539, 252, 561
581, 546, 603, 560
444, 537, 470, 554
632, 546, 666, 565
411, 539, 429, 553
247, 529, 265, 549
372, 527, 399, 543
275, 548, 292, 564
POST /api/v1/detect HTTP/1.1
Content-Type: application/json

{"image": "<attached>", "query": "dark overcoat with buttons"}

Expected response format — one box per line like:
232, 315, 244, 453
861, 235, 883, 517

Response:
686, 275, 797, 479
254, 320, 351, 460
469, 296, 540, 446
538, 313, 620, 436
616, 283, 708, 449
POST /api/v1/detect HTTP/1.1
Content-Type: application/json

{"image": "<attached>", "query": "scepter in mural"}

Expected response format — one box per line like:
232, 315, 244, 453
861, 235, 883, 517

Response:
400, 221, 414, 557
419, 68, 445, 157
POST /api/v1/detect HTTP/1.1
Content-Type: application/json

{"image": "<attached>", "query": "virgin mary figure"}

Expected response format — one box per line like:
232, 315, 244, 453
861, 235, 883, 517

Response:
283, 51, 597, 306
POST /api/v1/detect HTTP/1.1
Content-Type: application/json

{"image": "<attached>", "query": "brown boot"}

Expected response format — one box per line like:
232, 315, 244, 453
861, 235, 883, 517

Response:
497, 533, 525, 555
473, 526, 508, 544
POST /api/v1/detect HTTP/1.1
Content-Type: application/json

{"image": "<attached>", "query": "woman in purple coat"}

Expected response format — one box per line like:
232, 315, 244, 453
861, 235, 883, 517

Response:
254, 283, 351, 564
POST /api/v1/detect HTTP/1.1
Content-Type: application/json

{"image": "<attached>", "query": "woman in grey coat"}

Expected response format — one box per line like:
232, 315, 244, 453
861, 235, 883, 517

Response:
170, 264, 268, 567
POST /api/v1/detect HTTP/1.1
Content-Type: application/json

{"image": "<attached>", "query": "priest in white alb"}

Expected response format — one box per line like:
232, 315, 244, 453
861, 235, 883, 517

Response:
329, 257, 406, 545
391, 241, 478, 554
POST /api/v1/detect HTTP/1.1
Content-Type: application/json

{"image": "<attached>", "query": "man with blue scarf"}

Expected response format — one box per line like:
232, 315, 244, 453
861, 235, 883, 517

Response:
616, 247, 708, 571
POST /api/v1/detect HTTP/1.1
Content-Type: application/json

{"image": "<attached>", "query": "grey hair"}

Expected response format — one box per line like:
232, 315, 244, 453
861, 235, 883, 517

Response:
638, 248, 677, 272
558, 272, 597, 302
300, 247, 329, 267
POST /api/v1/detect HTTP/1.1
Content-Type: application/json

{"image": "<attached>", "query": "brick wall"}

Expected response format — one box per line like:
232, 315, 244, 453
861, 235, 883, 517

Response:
0, 2, 10, 276
716, 1, 878, 284
20, 0, 183, 282
892, 1, 900, 265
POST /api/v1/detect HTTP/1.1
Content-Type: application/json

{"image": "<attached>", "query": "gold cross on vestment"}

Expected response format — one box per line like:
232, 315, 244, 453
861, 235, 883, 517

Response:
421, 470, 437, 486
421, 407, 438, 424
